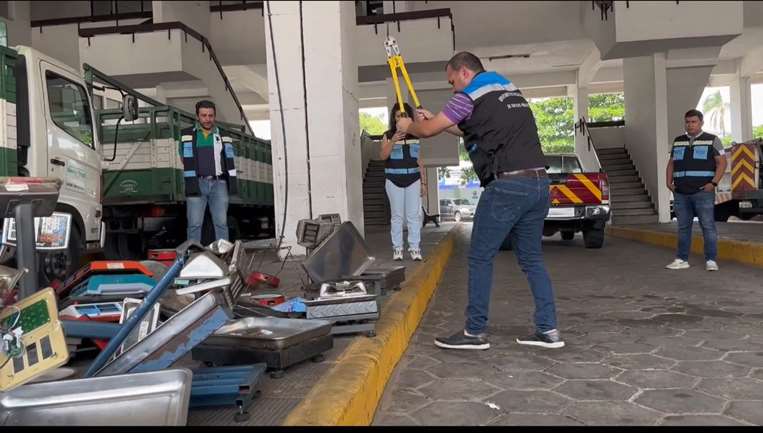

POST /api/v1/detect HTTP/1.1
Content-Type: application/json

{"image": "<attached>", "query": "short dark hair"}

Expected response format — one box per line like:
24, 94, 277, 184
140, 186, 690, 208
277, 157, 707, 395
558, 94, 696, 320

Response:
196, 100, 216, 115
446, 52, 485, 73
684, 109, 703, 121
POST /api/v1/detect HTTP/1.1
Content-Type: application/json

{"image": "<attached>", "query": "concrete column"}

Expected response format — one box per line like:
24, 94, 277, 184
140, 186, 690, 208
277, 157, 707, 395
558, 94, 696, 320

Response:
730, 74, 753, 142
624, 53, 671, 223
572, 81, 598, 171
264, 1, 362, 255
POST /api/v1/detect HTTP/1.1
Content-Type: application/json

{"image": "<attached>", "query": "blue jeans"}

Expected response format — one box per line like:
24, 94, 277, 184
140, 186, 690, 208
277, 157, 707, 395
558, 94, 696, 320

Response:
674, 191, 717, 261
385, 179, 422, 250
186, 178, 229, 242
466, 175, 558, 335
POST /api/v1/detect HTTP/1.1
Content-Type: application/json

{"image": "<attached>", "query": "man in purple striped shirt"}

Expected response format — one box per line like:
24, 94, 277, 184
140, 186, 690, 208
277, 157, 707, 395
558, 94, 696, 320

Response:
397, 52, 563, 351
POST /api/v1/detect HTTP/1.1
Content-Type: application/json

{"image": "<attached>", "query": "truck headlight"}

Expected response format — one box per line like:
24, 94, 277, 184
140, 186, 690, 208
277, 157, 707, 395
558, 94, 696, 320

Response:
585, 205, 610, 218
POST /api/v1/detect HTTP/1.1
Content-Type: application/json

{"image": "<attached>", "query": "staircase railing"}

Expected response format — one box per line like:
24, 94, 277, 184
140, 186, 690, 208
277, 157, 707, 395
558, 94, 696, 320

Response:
574, 117, 604, 173
79, 21, 254, 136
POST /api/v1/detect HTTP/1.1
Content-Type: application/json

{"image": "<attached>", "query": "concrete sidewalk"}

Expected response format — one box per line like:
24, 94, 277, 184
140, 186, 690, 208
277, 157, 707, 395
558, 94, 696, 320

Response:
374, 226, 763, 426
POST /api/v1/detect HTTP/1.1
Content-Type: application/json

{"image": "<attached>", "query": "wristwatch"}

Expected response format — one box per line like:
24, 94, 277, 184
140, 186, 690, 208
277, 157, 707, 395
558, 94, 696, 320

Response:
711, 181, 718, 187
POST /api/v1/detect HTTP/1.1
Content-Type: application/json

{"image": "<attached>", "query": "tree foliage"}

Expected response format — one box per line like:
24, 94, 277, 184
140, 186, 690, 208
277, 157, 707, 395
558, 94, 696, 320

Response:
359, 112, 387, 135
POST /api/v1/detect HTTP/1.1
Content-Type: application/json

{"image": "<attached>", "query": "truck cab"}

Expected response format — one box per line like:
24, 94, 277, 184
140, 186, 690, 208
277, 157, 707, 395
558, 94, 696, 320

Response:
1, 45, 104, 282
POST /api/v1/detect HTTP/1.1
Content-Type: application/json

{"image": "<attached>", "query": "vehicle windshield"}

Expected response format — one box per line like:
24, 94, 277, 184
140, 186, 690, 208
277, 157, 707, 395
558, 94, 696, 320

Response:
545, 155, 582, 174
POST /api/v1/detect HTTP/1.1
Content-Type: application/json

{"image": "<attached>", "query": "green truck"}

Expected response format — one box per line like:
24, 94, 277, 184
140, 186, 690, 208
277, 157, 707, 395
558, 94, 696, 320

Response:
0, 44, 274, 282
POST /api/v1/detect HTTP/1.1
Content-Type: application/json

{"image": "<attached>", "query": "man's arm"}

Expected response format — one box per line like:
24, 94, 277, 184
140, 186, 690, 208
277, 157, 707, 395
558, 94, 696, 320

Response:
666, 157, 674, 192
404, 112, 457, 138
712, 154, 727, 186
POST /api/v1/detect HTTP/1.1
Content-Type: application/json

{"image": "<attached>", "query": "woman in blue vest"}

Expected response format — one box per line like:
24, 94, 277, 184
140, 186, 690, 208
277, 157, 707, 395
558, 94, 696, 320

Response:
380, 102, 425, 261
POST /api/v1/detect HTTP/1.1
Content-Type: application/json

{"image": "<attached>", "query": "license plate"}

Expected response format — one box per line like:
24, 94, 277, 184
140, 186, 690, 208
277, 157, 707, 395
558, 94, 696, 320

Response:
547, 207, 575, 218
740, 201, 753, 209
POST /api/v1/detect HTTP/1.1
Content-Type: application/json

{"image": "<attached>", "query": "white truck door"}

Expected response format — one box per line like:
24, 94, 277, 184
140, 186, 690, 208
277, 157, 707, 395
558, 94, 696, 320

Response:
39, 60, 102, 243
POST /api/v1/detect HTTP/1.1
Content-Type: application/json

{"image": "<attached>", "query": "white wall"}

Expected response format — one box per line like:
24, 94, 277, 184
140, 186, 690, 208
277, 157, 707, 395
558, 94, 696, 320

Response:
153, 1, 210, 38
208, 8, 266, 65
623, 54, 670, 221
614, 1, 743, 43
31, 23, 80, 69
2, 1, 31, 46
413, 89, 459, 167
589, 126, 625, 149
665, 65, 714, 141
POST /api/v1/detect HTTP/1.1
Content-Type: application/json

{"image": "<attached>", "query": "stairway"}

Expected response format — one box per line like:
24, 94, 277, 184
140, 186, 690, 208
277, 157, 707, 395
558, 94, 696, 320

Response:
597, 147, 659, 225
363, 160, 390, 227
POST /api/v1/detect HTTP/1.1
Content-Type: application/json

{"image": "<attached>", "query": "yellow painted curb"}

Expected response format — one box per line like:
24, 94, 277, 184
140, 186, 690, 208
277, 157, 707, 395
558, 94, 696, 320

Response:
282, 227, 458, 426
606, 226, 763, 269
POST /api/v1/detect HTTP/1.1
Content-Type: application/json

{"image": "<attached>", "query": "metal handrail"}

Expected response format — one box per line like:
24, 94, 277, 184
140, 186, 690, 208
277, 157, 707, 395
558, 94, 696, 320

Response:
79, 21, 255, 136
575, 117, 604, 173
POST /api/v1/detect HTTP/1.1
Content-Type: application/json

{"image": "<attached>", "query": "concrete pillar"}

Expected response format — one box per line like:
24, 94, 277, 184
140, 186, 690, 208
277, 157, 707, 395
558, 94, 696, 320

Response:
624, 53, 671, 223
264, 1, 362, 255
730, 74, 753, 142
572, 80, 598, 171
666, 65, 715, 142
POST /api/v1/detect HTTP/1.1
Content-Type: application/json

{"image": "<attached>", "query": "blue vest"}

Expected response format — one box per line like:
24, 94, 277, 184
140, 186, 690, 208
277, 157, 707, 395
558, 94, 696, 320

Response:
384, 132, 421, 188
457, 71, 546, 187
671, 132, 718, 194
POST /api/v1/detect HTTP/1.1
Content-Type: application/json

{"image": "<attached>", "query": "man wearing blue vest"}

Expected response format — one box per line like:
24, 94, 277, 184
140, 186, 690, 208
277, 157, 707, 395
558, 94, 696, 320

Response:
181, 100, 238, 243
665, 109, 726, 271
396, 52, 563, 350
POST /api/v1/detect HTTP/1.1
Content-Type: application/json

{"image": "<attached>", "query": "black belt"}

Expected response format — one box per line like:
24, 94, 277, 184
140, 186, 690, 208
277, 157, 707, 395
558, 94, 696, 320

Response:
495, 168, 548, 179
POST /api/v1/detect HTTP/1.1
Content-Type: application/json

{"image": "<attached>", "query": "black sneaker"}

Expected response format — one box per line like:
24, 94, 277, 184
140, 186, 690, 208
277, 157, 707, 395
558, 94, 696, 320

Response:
434, 330, 490, 350
516, 329, 565, 349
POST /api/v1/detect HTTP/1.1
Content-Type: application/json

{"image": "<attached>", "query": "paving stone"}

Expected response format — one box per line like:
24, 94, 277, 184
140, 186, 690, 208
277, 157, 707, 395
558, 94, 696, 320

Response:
537, 349, 606, 364
482, 371, 564, 391
395, 369, 438, 389
489, 413, 583, 426
380, 387, 433, 414
673, 360, 751, 378
562, 401, 662, 426
487, 352, 558, 371
418, 378, 501, 401
615, 370, 696, 389
682, 329, 748, 341
488, 389, 570, 413
635, 389, 726, 414
655, 345, 724, 361
606, 354, 676, 370
661, 415, 748, 426
725, 401, 763, 425
373, 413, 419, 426
428, 361, 504, 380
410, 401, 501, 426
592, 342, 657, 355
753, 368, 763, 380
405, 355, 441, 371
553, 380, 637, 401
724, 351, 763, 368
697, 377, 763, 400
637, 335, 705, 348
701, 338, 763, 352
547, 363, 622, 380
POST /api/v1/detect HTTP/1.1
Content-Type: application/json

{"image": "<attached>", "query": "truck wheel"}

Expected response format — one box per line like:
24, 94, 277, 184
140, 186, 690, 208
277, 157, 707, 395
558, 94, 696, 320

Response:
714, 203, 732, 222
561, 231, 575, 241
583, 227, 605, 249
499, 234, 513, 251
39, 224, 82, 286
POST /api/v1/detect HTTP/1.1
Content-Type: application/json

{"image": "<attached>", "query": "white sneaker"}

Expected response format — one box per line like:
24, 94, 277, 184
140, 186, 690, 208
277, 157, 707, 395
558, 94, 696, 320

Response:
393, 248, 403, 261
665, 259, 690, 270
706, 260, 719, 271
409, 248, 423, 261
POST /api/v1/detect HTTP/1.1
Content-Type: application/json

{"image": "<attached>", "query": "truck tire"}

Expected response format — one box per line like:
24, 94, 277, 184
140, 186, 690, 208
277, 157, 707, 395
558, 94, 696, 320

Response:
561, 231, 575, 241
499, 234, 513, 251
39, 224, 82, 286
583, 227, 605, 249
714, 202, 733, 222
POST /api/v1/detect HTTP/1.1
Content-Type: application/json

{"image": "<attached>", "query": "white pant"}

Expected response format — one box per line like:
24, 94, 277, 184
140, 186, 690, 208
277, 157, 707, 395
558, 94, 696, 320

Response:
385, 179, 422, 250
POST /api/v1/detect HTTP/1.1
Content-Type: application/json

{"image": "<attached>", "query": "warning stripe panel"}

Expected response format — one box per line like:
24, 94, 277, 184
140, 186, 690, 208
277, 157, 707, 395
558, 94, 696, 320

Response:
731, 142, 758, 195
549, 174, 603, 205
